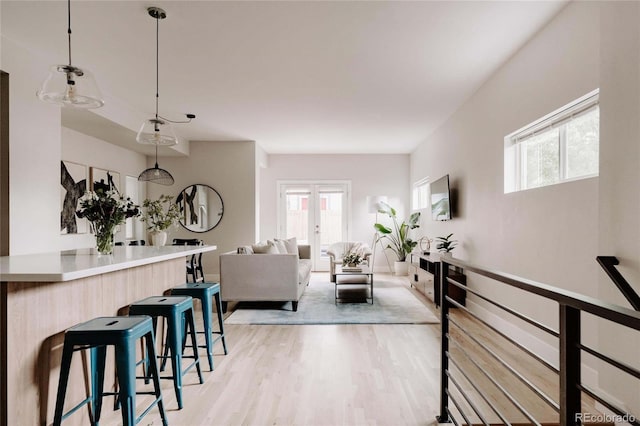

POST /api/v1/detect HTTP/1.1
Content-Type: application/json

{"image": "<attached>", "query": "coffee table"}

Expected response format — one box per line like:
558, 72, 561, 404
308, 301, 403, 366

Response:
334, 265, 374, 304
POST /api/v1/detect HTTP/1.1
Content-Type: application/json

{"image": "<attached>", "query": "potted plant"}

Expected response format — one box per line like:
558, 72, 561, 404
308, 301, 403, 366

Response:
343, 252, 363, 268
374, 202, 420, 275
436, 233, 457, 255
140, 194, 181, 246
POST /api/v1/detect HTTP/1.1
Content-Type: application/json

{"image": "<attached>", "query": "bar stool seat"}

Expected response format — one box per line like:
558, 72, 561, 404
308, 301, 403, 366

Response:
53, 316, 167, 426
170, 282, 228, 371
129, 295, 203, 409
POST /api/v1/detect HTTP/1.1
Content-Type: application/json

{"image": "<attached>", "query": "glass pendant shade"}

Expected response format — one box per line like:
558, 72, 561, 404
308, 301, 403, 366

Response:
136, 118, 178, 146
138, 163, 175, 186
37, 65, 104, 109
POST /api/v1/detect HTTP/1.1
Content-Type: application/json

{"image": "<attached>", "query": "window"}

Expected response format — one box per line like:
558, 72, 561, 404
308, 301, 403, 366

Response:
413, 177, 430, 210
504, 90, 599, 193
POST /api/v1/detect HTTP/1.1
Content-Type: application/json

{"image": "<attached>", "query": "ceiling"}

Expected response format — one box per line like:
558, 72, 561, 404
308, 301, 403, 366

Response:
1, 1, 567, 155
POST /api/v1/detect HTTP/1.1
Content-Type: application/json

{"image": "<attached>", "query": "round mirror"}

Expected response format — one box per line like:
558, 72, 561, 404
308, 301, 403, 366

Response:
176, 184, 224, 233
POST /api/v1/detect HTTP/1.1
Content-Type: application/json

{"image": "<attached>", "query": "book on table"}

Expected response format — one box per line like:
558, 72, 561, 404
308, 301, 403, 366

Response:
342, 266, 362, 272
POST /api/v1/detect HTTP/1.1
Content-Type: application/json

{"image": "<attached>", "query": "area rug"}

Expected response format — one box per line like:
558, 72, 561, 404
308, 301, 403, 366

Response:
224, 275, 439, 325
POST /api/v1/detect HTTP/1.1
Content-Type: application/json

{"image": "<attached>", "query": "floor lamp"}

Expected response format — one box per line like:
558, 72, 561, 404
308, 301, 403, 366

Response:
368, 195, 393, 274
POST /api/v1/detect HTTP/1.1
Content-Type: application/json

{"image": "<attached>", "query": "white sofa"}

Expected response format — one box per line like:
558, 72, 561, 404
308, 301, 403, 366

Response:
219, 244, 312, 312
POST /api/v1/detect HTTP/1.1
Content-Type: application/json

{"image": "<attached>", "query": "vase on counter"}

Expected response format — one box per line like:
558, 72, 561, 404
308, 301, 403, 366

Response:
93, 223, 115, 255
151, 230, 168, 247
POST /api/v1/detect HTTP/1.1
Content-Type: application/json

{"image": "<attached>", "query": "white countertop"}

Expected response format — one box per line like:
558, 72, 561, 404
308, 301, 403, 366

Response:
0, 245, 217, 282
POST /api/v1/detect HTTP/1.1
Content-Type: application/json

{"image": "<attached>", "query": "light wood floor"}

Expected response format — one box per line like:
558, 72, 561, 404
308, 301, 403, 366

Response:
90, 273, 607, 426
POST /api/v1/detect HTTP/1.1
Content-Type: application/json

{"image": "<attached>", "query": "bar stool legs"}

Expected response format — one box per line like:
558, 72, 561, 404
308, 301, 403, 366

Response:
53, 316, 167, 426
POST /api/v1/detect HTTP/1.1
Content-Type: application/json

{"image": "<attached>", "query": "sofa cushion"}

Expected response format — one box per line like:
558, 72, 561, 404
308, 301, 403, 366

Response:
270, 239, 287, 254
298, 259, 312, 284
276, 237, 299, 256
252, 241, 278, 254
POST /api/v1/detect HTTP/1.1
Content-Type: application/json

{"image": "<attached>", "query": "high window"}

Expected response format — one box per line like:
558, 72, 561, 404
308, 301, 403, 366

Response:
413, 177, 430, 210
504, 90, 599, 193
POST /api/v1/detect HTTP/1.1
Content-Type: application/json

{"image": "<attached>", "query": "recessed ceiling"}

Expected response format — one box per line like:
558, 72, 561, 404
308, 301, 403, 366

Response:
1, 1, 567, 154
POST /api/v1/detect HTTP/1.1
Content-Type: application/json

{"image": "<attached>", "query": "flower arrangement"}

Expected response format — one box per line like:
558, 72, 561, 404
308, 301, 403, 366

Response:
76, 188, 140, 254
140, 194, 181, 233
343, 252, 363, 267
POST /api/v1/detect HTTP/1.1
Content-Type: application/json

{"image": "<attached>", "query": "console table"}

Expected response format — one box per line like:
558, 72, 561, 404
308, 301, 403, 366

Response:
408, 253, 466, 307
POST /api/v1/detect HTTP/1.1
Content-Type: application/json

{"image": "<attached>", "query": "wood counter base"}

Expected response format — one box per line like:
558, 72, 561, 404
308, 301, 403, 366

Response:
3, 257, 184, 425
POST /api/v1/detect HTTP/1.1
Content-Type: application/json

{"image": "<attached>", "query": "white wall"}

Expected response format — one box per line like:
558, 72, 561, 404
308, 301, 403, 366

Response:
146, 141, 257, 278
2, 36, 61, 255
410, 0, 601, 380
259, 154, 410, 271
598, 1, 640, 412
61, 127, 147, 250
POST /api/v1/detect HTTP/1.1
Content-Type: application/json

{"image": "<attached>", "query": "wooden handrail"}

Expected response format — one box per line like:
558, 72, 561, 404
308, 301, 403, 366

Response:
596, 256, 640, 311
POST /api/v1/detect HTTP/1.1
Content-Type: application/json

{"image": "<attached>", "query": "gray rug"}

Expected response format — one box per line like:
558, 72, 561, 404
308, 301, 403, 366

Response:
225, 275, 439, 325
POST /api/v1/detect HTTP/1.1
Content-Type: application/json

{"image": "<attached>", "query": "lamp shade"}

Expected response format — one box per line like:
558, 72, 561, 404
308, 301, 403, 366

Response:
136, 118, 178, 146
138, 163, 174, 186
367, 196, 388, 213
37, 65, 104, 108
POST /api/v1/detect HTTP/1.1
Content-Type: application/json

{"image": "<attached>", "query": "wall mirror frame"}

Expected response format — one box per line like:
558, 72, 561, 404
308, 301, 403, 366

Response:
176, 184, 224, 233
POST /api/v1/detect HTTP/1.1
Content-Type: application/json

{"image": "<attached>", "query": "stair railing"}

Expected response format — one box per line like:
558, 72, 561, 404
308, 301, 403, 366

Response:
438, 256, 640, 426
596, 256, 640, 311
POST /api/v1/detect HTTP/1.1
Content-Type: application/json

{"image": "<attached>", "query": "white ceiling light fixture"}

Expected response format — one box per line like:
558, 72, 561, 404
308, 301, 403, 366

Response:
136, 7, 195, 147
36, 0, 104, 108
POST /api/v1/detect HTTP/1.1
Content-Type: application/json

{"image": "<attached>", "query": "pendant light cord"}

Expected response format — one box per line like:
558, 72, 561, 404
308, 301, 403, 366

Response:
67, 0, 72, 66
155, 13, 160, 120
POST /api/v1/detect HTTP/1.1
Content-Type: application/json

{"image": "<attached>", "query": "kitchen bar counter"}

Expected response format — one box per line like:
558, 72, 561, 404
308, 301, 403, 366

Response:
0, 245, 217, 281
0, 244, 217, 425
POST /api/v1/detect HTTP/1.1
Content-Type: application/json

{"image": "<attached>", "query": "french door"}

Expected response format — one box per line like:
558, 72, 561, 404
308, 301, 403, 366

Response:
278, 181, 350, 271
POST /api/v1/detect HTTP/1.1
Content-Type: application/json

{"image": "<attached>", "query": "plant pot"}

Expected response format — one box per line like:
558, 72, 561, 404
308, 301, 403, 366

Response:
394, 260, 409, 276
151, 231, 168, 247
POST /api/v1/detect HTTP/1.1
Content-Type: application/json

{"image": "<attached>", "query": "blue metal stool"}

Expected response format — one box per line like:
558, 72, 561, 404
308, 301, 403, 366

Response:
170, 282, 228, 371
53, 316, 167, 426
129, 296, 204, 409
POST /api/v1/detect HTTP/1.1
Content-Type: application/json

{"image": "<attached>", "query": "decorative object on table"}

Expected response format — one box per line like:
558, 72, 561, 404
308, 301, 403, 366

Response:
436, 233, 457, 254
140, 194, 181, 246
36, 0, 104, 109
176, 184, 224, 232
374, 201, 420, 276
419, 236, 433, 255
342, 252, 363, 268
136, 7, 195, 147
76, 188, 140, 255
60, 161, 87, 234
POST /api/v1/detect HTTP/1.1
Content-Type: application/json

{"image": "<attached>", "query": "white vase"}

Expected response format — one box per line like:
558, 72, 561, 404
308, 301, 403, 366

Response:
394, 260, 409, 276
151, 231, 168, 247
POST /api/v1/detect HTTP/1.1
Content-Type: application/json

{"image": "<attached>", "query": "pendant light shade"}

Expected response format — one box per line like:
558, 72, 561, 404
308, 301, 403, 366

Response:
138, 146, 174, 186
137, 118, 177, 146
136, 7, 178, 146
37, 0, 104, 108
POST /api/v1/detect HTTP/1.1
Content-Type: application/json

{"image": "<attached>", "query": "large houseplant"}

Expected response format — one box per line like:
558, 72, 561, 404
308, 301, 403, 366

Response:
374, 202, 420, 275
140, 194, 181, 246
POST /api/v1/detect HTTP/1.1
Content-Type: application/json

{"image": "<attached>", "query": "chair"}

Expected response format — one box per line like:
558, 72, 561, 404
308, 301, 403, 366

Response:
172, 239, 204, 282
53, 316, 167, 426
326, 242, 373, 283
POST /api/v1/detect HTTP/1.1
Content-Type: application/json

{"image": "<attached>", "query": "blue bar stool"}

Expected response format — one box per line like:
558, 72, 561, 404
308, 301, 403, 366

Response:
128, 296, 204, 409
170, 282, 228, 371
53, 316, 167, 426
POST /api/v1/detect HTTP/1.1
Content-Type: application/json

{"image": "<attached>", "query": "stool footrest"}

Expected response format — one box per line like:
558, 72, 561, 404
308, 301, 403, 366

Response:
60, 396, 92, 422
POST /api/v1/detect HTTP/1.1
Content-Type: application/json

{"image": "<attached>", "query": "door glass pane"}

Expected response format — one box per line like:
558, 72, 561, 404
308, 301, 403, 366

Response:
319, 192, 343, 258
286, 192, 309, 244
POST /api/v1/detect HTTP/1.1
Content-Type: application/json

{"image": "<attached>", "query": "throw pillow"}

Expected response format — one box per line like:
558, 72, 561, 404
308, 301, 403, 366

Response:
269, 239, 287, 254
252, 242, 278, 254
276, 237, 299, 257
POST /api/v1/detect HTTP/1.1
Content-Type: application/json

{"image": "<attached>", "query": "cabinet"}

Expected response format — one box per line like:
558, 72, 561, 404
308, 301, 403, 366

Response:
409, 253, 466, 307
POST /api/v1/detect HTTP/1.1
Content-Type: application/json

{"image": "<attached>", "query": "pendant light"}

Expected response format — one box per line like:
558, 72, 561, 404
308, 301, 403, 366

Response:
138, 145, 174, 186
136, 7, 178, 146
36, 0, 104, 108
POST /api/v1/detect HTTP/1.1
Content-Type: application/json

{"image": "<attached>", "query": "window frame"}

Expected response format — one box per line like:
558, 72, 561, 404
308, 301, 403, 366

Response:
412, 177, 430, 210
505, 89, 599, 193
